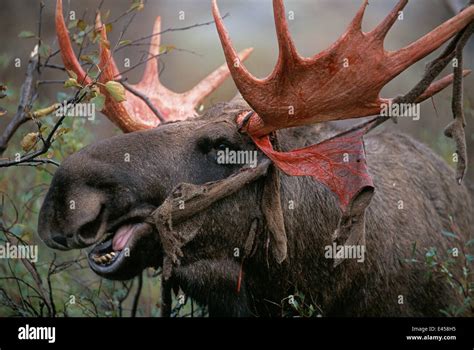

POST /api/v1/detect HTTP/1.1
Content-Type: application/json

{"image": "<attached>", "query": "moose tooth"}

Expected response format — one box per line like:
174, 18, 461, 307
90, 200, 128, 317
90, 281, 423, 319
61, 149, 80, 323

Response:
100, 256, 108, 263
106, 253, 113, 260
110, 252, 116, 257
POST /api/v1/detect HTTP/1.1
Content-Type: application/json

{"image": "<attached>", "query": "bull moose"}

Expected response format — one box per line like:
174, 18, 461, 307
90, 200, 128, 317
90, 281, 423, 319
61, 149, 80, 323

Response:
38, 0, 474, 316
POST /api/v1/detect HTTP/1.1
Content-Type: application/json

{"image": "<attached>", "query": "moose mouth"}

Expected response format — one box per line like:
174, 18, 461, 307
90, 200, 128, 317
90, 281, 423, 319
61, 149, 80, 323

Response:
87, 221, 156, 279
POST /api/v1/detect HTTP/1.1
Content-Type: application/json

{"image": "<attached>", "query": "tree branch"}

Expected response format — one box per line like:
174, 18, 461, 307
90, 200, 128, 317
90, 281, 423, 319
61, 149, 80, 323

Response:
0, 49, 38, 155
131, 272, 143, 317
121, 80, 165, 122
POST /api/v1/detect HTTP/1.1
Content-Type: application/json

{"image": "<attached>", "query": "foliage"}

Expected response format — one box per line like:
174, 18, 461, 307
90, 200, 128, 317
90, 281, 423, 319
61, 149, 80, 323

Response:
0, 0, 202, 318
404, 217, 474, 316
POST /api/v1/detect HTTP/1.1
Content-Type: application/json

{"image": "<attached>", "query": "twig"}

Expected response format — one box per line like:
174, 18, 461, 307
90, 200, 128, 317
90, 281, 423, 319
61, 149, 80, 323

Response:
121, 80, 165, 122
43, 49, 60, 68
161, 275, 172, 317
0, 49, 38, 155
117, 280, 133, 317
43, 63, 66, 71
37, 80, 65, 85
366, 17, 474, 134
115, 13, 230, 53
115, 50, 167, 77
47, 254, 57, 317
131, 272, 143, 317
37, 2, 45, 74
15, 159, 60, 167
76, 9, 89, 60
444, 21, 474, 183
0, 90, 87, 167
3, 230, 54, 316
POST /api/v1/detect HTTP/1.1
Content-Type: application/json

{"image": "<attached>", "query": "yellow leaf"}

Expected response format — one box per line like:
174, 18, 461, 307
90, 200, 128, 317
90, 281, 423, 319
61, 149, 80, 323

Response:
66, 70, 78, 80
105, 81, 126, 102
21, 132, 38, 152
64, 78, 81, 89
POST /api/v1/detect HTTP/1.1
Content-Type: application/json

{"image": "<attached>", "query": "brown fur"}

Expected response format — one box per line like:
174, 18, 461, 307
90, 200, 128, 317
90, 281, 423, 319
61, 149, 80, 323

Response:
38, 100, 474, 316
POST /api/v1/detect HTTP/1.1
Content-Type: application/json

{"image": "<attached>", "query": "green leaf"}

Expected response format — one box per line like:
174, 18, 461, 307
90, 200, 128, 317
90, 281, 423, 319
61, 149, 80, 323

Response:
66, 69, 78, 80
441, 230, 457, 239
77, 19, 87, 31
118, 39, 132, 46
64, 78, 81, 89
160, 45, 176, 54
68, 19, 78, 29
130, 0, 144, 11
466, 254, 474, 263
18, 30, 36, 39
73, 33, 84, 46
79, 54, 99, 65
425, 247, 437, 258
466, 239, 474, 247
91, 93, 106, 112
87, 69, 99, 79
439, 309, 452, 317
0, 54, 10, 69
55, 127, 71, 141
104, 81, 126, 102
39, 43, 51, 58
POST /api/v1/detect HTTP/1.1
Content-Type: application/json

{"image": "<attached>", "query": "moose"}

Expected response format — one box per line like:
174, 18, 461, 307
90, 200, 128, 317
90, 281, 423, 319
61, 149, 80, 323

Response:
38, 0, 474, 316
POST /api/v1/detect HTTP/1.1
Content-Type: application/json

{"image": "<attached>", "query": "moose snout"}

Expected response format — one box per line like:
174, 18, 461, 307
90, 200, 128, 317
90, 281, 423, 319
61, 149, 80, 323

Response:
38, 183, 108, 250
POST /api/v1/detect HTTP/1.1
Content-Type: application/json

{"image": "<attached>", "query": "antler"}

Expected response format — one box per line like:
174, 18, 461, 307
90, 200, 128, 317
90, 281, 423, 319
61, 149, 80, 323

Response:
56, 0, 253, 132
213, 0, 474, 136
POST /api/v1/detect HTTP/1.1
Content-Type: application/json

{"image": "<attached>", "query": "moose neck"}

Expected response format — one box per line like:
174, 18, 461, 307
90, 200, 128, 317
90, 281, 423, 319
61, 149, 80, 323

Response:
240, 124, 361, 311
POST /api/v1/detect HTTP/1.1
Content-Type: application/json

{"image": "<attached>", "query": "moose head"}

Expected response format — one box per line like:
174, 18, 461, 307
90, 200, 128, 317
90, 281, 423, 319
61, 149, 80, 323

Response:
38, 0, 474, 316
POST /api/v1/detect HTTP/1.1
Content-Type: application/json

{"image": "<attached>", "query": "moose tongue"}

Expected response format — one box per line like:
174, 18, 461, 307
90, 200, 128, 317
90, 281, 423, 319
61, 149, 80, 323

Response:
112, 224, 135, 251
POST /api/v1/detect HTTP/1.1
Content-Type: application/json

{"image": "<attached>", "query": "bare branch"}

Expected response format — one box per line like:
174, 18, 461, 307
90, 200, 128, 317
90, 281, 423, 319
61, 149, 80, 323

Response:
0, 90, 87, 168
0, 50, 38, 155
131, 273, 143, 317
121, 80, 165, 122
37, 2, 45, 74
115, 13, 230, 53
444, 21, 474, 183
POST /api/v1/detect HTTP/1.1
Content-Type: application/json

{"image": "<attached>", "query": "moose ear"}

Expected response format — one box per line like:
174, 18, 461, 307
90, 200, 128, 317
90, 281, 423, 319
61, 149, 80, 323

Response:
261, 164, 288, 263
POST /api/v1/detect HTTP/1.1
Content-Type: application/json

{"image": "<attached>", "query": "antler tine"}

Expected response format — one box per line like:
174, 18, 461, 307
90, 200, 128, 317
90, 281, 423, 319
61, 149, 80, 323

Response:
95, 12, 148, 133
212, 0, 262, 92
56, 0, 92, 85
370, 0, 408, 40
185, 48, 254, 106
273, 0, 300, 66
389, 5, 474, 77
137, 16, 162, 89
95, 12, 122, 83
348, 0, 369, 32
56, 0, 254, 131
414, 70, 471, 103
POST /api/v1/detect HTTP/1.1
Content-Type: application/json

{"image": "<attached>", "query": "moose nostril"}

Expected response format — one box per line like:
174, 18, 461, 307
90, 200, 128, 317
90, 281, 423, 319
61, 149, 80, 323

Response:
51, 235, 68, 248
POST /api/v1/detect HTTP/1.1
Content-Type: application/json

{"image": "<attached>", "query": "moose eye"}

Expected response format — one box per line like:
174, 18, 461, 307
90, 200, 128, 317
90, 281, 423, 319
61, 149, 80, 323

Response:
197, 137, 238, 154
216, 142, 234, 152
